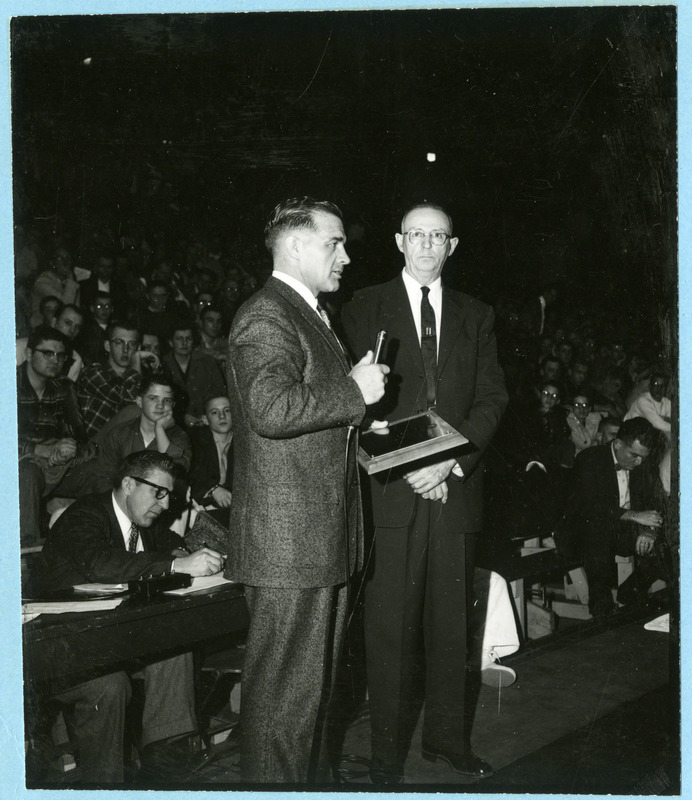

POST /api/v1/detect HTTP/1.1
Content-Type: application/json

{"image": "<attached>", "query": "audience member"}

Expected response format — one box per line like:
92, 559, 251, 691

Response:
163, 322, 226, 426
74, 291, 114, 364
77, 321, 158, 437
624, 369, 671, 438
36, 451, 223, 783
188, 395, 233, 524
562, 417, 664, 618
29, 246, 80, 326
17, 325, 90, 544
17, 304, 85, 382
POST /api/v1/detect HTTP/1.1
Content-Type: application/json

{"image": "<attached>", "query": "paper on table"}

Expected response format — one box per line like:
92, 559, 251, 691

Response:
163, 574, 237, 595
73, 583, 127, 595
22, 597, 124, 623
643, 613, 669, 633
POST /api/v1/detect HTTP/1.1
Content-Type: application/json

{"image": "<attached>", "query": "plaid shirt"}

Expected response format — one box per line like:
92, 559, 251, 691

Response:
16, 364, 86, 456
76, 362, 141, 437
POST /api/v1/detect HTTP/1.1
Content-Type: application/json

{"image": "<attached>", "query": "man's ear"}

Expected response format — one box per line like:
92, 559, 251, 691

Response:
136, 396, 143, 410
447, 237, 459, 257
104, 339, 112, 356
121, 476, 134, 496
395, 233, 404, 253
284, 234, 302, 260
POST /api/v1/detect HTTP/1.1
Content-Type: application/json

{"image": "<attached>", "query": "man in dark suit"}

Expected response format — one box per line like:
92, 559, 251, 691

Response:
37, 451, 224, 783
342, 202, 508, 783
563, 416, 665, 617
188, 394, 233, 525
225, 197, 389, 783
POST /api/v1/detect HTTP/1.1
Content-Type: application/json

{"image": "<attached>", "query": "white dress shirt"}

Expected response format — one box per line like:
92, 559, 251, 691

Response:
611, 444, 630, 510
112, 492, 143, 552
401, 269, 442, 355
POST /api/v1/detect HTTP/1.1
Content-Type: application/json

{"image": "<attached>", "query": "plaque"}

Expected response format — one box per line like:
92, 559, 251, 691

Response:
357, 410, 475, 475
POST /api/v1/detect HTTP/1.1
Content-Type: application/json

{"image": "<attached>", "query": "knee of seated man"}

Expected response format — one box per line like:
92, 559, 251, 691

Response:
88, 671, 132, 709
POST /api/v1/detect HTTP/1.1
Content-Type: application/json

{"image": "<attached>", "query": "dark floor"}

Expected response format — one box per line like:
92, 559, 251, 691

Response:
31, 603, 678, 792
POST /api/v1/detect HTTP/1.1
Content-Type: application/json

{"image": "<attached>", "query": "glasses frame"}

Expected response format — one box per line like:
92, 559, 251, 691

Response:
33, 348, 68, 363
130, 475, 172, 500
404, 229, 452, 246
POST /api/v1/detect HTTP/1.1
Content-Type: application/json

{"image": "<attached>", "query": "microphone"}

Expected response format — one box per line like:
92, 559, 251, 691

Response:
373, 330, 387, 364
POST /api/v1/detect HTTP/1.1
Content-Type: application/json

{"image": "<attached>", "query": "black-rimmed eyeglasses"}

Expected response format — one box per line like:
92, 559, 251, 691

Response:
130, 476, 172, 500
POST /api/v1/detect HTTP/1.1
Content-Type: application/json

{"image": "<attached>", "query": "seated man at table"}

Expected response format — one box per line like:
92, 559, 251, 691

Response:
36, 450, 224, 784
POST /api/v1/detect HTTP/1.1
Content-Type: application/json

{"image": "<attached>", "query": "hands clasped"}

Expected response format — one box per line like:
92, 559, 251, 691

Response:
403, 459, 456, 504
350, 350, 390, 405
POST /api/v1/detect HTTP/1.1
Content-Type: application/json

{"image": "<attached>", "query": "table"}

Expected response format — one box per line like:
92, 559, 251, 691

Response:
23, 584, 249, 693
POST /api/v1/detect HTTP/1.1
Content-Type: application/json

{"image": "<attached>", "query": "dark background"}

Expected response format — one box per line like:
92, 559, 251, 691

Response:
11, 7, 676, 315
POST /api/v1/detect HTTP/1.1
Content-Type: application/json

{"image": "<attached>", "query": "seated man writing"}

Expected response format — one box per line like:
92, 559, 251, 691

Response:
35, 451, 224, 784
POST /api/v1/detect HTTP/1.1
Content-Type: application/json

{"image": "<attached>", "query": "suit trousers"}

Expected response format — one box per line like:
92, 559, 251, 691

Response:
364, 495, 476, 768
240, 582, 347, 783
56, 652, 196, 783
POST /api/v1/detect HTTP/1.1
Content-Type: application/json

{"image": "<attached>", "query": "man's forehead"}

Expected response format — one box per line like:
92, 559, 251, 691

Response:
145, 468, 173, 488
311, 211, 344, 235
207, 397, 230, 411
35, 338, 65, 352
402, 207, 452, 232
113, 328, 138, 340
146, 384, 173, 396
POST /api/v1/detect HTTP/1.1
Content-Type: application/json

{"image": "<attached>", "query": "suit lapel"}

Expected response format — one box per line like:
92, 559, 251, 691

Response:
438, 288, 467, 377
268, 277, 351, 372
380, 277, 424, 375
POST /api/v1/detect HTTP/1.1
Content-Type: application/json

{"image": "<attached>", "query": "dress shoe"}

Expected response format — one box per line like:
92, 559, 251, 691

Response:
138, 735, 210, 783
481, 662, 516, 688
421, 745, 493, 778
369, 757, 404, 785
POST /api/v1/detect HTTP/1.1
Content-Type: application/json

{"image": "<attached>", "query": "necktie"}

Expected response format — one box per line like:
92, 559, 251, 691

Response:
316, 303, 347, 356
128, 523, 140, 553
420, 286, 437, 407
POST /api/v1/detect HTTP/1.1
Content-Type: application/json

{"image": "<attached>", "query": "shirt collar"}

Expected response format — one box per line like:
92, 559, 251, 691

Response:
272, 270, 318, 311
401, 268, 442, 304
112, 491, 133, 543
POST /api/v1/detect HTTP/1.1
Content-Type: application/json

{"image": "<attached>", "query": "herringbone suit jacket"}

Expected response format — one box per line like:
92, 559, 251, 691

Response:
225, 277, 366, 588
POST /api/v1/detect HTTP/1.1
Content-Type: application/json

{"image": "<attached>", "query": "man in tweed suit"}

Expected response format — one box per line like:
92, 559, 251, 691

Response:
225, 197, 389, 783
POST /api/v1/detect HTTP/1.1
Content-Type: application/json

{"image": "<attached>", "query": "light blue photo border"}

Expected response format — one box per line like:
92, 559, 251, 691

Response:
1, 2, 683, 798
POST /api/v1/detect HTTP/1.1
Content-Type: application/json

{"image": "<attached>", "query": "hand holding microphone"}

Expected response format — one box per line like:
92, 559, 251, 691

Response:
350, 331, 389, 405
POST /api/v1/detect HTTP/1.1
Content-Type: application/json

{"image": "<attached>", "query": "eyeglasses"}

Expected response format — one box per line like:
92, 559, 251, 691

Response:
130, 475, 172, 500
94, 302, 113, 310
110, 338, 138, 351
541, 390, 559, 399
33, 348, 68, 363
404, 230, 451, 246
573, 402, 590, 409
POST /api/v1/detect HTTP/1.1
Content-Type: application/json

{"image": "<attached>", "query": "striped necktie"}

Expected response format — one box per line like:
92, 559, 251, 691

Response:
128, 523, 140, 553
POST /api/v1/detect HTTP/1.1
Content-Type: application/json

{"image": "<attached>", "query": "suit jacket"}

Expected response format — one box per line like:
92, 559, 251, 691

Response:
341, 275, 508, 533
189, 425, 233, 502
225, 276, 366, 588
38, 491, 185, 591
562, 442, 659, 552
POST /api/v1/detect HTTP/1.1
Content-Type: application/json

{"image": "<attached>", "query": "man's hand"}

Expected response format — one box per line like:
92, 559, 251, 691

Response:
420, 481, 448, 503
349, 351, 390, 405
211, 486, 233, 508
173, 547, 224, 577
155, 409, 176, 431
185, 413, 206, 427
635, 532, 656, 556
623, 510, 663, 528
368, 419, 390, 435
130, 350, 160, 373
403, 459, 456, 495
48, 438, 78, 465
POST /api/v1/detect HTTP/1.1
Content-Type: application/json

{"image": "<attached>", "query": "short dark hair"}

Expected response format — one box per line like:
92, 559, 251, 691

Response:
27, 324, 69, 351
599, 415, 621, 433
106, 320, 139, 340
264, 196, 343, 254
170, 319, 195, 338
616, 417, 657, 449
58, 303, 84, 320
200, 303, 223, 321
400, 202, 453, 234
204, 394, 231, 413
39, 295, 63, 316
115, 450, 176, 488
138, 372, 174, 396
571, 390, 592, 406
